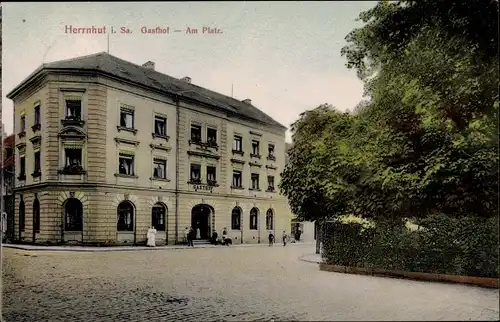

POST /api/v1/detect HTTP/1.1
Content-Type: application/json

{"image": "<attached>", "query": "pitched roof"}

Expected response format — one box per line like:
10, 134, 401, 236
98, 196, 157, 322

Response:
8, 52, 287, 130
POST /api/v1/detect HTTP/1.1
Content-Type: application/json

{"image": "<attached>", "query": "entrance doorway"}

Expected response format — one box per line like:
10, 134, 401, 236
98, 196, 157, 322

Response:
191, 204, 212, 240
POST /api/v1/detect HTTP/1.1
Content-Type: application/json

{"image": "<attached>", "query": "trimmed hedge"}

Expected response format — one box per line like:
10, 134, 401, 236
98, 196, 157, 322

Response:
321, 215, 499, 278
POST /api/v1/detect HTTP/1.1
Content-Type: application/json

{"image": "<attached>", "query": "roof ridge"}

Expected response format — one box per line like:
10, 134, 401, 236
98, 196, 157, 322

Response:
46, 51, 107, 65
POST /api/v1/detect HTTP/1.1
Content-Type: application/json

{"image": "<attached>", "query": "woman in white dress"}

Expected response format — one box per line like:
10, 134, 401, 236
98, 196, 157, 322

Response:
196, 227, 201, 240
147, 226, 157, 247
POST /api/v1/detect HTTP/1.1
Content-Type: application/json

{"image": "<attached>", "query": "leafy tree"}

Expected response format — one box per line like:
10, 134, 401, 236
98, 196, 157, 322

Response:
280, 0, 498, 222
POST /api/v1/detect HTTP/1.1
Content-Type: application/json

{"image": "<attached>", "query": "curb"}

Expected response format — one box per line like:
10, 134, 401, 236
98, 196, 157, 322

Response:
298, 253, 323, 264
319, 263, 499, 289
2, 242, 315, 253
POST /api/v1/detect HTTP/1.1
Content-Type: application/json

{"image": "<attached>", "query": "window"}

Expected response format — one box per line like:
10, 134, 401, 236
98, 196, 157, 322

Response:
20, 116, 26, 132
154, 115, 167, 136
190, 164, 201, 183
207, 128, 217, 145
232, 170, 242, 188
231, 207, 241, 230
249, 208, 258, 230
33, 197, 40, 233
117, 201, 134, 231
19, 157, 26, 179
65, 198, 83, 231
34, 105, 41, 125
268, 144, 276, 160
251, 173, 260, 190
65, 99, 82, 120
34, 151, 41, 173
65, 148, 82, 166
251, 140, 260, 156
153, 158, 167, 179
120, 107, 134, 129
233, 135, 242, 151
206, 166, 216, 184
267, 176, 275, 192
266, 209, 274, 230
152, 203, 166, 231
191, 124, 202, 142
118, 154, 134, 175
19, 199, 25, 232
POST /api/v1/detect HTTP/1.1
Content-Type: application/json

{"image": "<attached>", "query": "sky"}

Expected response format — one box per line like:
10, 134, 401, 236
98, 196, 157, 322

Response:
2, 1, 376, 142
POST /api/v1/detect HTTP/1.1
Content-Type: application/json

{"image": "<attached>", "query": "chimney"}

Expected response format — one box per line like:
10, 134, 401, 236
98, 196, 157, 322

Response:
142, 61, 155, 70
180, 76, 191, 83
242, 98, 252, 104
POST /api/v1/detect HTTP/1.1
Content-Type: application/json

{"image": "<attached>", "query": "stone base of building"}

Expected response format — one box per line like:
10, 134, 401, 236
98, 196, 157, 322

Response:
13, 184, 291, 246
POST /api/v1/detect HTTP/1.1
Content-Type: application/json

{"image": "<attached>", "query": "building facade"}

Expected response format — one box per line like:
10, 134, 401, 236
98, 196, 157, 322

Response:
7, 52, 291, 245
1, 134, 16, 241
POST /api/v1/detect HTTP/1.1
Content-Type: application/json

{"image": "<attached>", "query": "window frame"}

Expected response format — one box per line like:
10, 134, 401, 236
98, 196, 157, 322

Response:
267, 175, 275, 192
153, 158, 167, 179
119, 107, 135, 130
190, 164, 202, 183
190, 124, 202, 143
233, 135, 243, 152
64, 198, 83, 231
232, 170, 243, 188
249, 208, 258, 230
251, 140, 260, 156
231, 207, 241, 230
251, 173, 260, 190
65, 99, 83, 120
152, 204, 166, 231
117, 201, 135, 232
154, 115, 168, 137
118, 153, 135, 176
207, 127, 217, 146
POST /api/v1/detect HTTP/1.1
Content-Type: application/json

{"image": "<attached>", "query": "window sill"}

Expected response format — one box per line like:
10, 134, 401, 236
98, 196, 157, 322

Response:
232, 150, 244, 156
31, 124, 41, 132
114, 173, 138, 179
17, 175, 26, 181
249, 188, 261, 191
152, 133, 170, 141
250, 154, 261, 159
117, 126, 138, 134
31, 171, 42, 178
230, 186, 245, 190
17, 131, 26, 139
187, 180, 202, 185
61, 119, 85, 127
150, 177, 171, 182
59, 166, 86, 175
249, 228, 258, 231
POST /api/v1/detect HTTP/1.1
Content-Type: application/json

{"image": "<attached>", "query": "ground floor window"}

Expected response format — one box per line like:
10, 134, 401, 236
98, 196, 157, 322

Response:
65, 198, 83, 231
152, 203, 166, 231
117, 201, 134, 231
231, 207, 241, 230
249, 207, 258, 230
266, 209, 274, 230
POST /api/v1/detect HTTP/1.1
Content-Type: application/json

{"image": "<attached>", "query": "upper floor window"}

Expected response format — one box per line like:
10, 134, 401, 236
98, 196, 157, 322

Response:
65, 99, 82, 120
34, 105, 41, 125
190, 164, 201, 183
154, 115, 167, 136
232, 170, 242, 188
251, 140, 260, 156
65, 148, 82, 166
267, 176, 275, 192
268, 144, 276, 160
233, 135, 243, 152
251, 173, 260, 190
120, 107, 135, 129
191, 124, 202, 143
33, 151, 41, 176
206, 166, 216, 184
19, 157, 26, 180
20, 116, 26, 132
118, 153, 135, 176
153, 158, 167, 179
207, 128, 217, 146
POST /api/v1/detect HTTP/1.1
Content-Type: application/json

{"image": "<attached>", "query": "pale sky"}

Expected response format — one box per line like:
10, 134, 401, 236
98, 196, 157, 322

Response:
2, 1, 376, 142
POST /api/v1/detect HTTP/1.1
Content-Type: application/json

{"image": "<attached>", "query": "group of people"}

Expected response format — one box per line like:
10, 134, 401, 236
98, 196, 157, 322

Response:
184, 226, 201, 247
268, 230, 289, 246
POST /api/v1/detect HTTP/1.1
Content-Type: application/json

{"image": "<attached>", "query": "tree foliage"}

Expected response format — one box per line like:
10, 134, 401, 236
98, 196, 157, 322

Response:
280, 0, 499, 222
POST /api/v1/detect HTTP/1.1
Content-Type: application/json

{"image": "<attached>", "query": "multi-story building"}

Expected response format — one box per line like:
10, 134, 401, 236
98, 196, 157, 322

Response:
1, 134, 15, 241
7, 52, 291, 245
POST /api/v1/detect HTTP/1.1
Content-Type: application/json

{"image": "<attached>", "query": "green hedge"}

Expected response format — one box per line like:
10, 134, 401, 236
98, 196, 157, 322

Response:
321, 215, 499, 278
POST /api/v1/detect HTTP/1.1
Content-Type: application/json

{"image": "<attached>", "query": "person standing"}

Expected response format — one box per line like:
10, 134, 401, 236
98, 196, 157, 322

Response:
282, 230, 287, 246
268, 231, 274, 246
187, 226, 195, 247
196, 227, 201, 240
184, 227, 189, 245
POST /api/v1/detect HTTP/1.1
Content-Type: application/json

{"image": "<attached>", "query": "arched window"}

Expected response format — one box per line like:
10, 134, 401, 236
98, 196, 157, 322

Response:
117, 201, 134, 231
65, 198, 83, 231
231, 207, 241, 230
152, 203, 166, 231
33, 197, 40, 233
266, 209, 274, 230
19, 199, 25, 232
249, 207, 259, 230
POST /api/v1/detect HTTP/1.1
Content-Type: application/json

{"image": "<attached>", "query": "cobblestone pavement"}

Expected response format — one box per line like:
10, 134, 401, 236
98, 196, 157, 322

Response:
3, 245, 499, 321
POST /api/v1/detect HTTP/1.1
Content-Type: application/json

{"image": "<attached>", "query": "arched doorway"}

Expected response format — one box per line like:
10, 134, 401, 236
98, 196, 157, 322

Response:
191, 204, 213, 240
117, 200, 136, 244
152, 202, 167, 244
33, 195, 40, 243
63, 197, 84, 243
